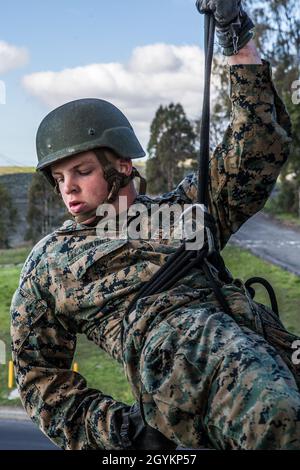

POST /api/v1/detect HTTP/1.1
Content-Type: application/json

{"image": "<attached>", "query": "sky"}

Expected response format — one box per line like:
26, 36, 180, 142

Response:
0, 0, 207, 167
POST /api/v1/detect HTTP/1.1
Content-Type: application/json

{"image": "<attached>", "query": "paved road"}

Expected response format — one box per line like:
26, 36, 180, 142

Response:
231, 212, 300, 276
0, 419, 59, 450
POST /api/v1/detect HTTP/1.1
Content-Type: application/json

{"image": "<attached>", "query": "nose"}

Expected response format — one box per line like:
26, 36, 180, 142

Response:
63, 175, 79, 195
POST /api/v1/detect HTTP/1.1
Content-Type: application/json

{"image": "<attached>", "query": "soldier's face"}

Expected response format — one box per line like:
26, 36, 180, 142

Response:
51, 151, 109, 216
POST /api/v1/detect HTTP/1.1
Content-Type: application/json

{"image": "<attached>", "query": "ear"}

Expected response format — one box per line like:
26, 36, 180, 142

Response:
117, 158, 133, 177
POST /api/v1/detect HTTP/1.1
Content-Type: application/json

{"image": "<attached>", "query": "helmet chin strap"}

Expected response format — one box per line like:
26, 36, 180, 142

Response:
73, 148, 146, 225
73, 208, 100, 224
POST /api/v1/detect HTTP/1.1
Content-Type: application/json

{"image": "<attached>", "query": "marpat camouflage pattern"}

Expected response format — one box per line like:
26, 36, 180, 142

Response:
11, 61, 300, 449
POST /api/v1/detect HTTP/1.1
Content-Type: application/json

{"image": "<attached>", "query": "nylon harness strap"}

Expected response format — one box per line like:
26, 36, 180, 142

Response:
94, 148, 147, 203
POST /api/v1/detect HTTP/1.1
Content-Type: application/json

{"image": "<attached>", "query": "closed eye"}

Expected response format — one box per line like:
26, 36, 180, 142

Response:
53, 168, 93, 182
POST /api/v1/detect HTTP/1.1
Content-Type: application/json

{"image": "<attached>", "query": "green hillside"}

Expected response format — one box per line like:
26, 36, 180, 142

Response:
0, 166, 35, 175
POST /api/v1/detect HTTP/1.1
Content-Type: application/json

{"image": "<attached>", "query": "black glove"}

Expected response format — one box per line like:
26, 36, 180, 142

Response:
196, 0, 255, 56
111, 402, 177, 450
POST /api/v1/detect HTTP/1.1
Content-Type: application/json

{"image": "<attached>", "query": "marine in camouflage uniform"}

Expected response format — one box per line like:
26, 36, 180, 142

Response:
11, 57, 300, 449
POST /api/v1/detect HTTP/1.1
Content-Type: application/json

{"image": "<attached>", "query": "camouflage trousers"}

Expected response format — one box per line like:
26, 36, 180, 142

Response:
123, 284, 300, 450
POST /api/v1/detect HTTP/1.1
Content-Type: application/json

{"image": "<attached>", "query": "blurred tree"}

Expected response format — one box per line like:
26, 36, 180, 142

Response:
146, 103, 197, 194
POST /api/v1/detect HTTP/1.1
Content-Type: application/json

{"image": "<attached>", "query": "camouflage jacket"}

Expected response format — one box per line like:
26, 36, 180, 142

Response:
11, 61, 292, 449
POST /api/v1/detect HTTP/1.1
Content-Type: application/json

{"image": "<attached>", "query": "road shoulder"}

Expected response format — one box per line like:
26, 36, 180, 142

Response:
0, 406, 29, 421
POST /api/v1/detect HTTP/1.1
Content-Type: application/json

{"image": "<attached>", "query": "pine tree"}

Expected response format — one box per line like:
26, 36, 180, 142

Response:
146, 103, 197, 194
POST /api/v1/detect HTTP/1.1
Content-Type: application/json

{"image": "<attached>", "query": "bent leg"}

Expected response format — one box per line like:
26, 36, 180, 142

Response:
139, 308, 300, 449
205, 326, 300, 449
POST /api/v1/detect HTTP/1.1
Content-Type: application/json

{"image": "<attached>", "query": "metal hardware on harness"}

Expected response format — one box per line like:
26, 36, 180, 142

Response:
178, 203, 215, 256
205, 225, 215, 256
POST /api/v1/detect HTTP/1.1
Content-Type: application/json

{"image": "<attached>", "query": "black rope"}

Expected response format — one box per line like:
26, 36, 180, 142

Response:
198, 14, 215, 206
124, 13, 233, 319
245, 277, 279, 317
202, 260, 231, 314
151, 249, 205, 295
121, 13, 280, 361
126, 243, 187, 313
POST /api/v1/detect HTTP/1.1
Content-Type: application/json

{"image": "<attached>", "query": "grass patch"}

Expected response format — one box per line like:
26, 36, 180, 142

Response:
223, 244, 300, 335
0, 246, 33, 265
0, 266, 24, 406
0, 245, 299, 407
73, 337, 133, 405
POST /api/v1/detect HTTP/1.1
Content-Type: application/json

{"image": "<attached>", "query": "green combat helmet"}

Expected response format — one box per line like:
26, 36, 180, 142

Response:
36, 98, 147, 217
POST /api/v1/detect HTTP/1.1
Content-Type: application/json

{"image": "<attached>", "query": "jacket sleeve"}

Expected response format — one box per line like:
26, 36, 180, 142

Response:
10, 280, 128, 450
179, 60, 292, 250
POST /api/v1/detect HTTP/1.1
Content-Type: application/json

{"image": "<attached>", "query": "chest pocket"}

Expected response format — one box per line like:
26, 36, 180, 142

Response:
67, 239, 129, 280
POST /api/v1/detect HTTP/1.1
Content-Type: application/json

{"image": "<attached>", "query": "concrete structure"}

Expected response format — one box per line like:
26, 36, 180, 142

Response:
0, 173, 33, 247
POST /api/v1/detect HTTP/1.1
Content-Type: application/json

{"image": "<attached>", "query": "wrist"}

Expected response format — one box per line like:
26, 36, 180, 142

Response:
227, 39, 262, 65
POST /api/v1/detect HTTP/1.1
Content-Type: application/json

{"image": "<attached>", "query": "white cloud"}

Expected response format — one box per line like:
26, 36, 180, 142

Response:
0, 41, 29, 74
22, 43, 213, 149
